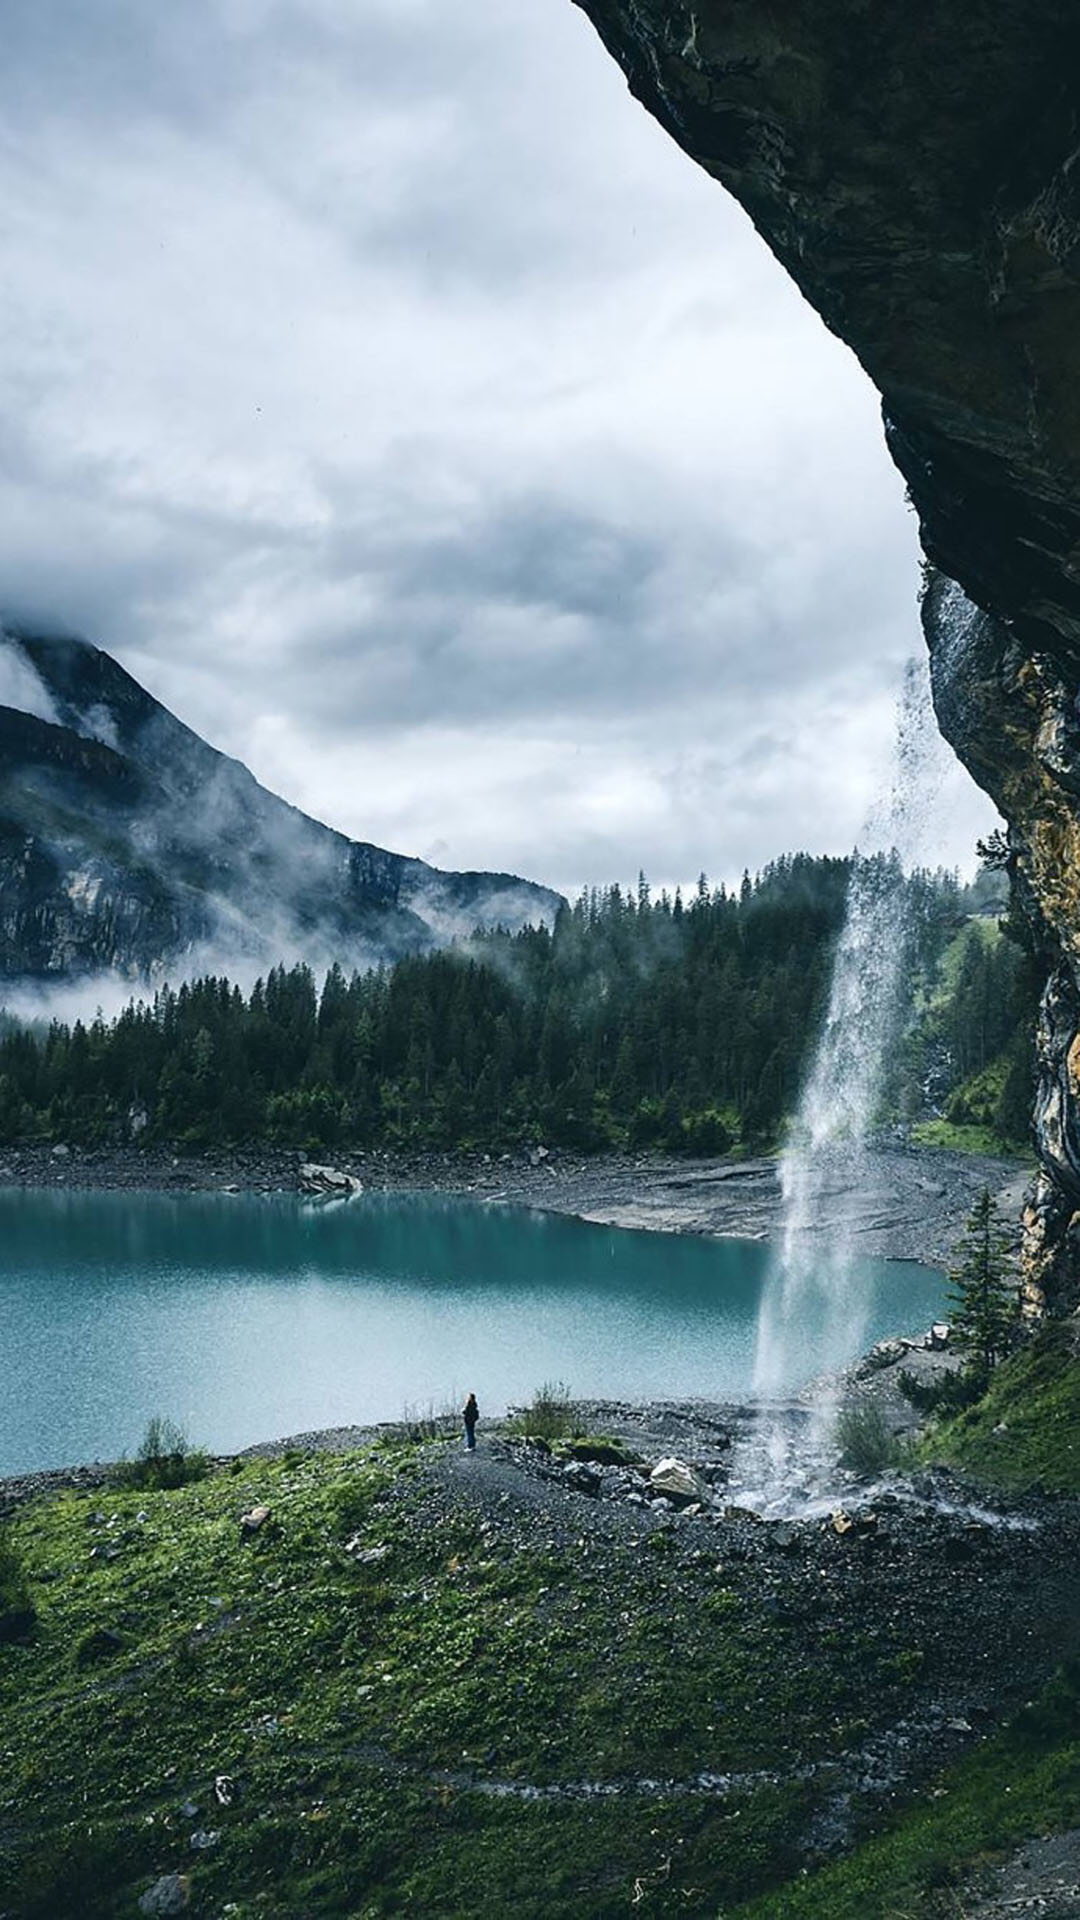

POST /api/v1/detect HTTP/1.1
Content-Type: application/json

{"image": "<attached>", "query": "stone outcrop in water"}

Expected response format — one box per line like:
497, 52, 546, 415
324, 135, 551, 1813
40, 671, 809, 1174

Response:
572, 0, 1080, 1305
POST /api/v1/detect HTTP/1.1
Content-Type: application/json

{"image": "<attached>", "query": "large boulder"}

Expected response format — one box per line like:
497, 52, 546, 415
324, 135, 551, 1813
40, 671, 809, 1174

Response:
648, 1456, 708, 1506
300, 1163, 363, 1197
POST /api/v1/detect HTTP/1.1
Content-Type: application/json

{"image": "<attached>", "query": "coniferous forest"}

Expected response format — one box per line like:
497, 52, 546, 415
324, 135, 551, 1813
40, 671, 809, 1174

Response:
0, 853, 1038, 1156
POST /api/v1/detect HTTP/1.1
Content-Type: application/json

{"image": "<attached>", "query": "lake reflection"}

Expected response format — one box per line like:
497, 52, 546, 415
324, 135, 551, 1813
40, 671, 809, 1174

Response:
0, 1188, 948, 1473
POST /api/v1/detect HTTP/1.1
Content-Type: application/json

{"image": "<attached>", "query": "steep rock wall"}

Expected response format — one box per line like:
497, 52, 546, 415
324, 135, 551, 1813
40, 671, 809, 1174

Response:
572, 0, 1080, 1304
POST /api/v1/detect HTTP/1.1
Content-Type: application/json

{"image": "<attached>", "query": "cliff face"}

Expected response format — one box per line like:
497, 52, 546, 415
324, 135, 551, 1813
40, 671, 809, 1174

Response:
573, 0, 1080, 1305
0, 632, 562, 983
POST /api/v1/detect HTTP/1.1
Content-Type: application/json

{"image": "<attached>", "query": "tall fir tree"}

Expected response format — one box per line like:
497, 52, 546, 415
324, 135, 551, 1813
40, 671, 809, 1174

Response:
946, 1188, 1018, 1383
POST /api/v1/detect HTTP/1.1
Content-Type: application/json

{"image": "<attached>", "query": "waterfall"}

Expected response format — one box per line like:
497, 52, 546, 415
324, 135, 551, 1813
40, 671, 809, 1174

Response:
751, 656, 950, 1403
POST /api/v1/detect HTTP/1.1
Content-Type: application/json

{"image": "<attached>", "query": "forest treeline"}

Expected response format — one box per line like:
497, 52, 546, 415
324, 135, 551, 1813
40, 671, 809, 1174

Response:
0, 854, 1038, 1155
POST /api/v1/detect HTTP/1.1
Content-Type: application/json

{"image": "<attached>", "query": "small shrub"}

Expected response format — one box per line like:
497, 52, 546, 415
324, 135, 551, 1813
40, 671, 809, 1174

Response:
74, 1626, 127, 1668
114, 1416, 208, 1491
898, 1367, 984, 1415
505, 1380, 582, 1443
558, 1435, 639, 1466
328, 1477, 372, 1538
400, 1395, 461, 1442
834, 1401, 899, 1477
679, 1108, 733, 1155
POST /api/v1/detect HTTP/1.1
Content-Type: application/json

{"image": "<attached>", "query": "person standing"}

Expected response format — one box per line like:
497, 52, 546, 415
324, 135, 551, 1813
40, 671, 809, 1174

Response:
463, 1392, 479, 1451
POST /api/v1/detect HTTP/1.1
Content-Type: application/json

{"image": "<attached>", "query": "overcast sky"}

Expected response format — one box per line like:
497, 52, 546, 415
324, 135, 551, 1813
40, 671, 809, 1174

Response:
0, 0, 997, 897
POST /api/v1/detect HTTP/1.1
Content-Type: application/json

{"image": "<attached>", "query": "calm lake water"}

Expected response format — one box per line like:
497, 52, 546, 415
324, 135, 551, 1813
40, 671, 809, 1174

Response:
0, 1188, 949, 1474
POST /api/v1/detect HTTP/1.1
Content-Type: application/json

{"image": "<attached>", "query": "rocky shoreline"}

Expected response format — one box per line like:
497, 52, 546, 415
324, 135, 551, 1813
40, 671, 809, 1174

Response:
0, 1138, 1028, 1268
0, 1343, 1006, 1526
0, 1139, 1028, 1515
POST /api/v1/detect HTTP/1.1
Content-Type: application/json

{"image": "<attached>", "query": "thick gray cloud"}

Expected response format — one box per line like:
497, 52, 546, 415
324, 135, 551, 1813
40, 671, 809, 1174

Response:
0, 0, 997, 897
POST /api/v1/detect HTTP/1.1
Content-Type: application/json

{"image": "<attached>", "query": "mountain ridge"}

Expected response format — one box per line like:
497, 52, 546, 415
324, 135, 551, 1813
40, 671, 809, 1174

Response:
0, 627, 562, 984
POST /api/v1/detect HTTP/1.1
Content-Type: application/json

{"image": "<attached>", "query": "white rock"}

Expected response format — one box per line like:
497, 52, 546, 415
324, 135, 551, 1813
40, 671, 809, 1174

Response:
648, 1457, 706, 1504
300, 1162, 363, 1196
344, 1537, 389, 1564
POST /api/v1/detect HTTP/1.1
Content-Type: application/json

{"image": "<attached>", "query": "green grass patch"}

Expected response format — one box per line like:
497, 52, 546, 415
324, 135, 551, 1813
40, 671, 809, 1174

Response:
920, 1323, 1080, 1493
909, 1117, 1019, 1156
0, 1433, 1074, 1917
0, 1527, 35, 1642
732, 1663, 1080, 1920
0, 1449, 892, 1913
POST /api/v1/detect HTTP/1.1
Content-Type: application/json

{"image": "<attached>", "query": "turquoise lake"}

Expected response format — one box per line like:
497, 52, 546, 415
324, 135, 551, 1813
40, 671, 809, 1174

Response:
0, 1188, 950, 1474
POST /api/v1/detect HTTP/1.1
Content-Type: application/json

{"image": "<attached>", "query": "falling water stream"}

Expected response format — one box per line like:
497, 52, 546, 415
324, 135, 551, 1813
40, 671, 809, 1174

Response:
734, 655, 956, 1508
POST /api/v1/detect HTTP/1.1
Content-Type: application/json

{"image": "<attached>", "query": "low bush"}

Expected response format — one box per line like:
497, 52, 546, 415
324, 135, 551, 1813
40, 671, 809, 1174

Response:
505, 1381, 582, 1443
73, 1626, 128, 1668
898, 1367, 984, 1416
113, 1416, 208, 1492
679, 1108, 734, 1155
834, 1401, 900, 1477
558, 1435, 640, 1465
400, 1396, 461, 1442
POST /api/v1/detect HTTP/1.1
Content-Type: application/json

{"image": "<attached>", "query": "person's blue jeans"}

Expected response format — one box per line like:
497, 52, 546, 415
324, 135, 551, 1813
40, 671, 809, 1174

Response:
464, 1423, 476, 1450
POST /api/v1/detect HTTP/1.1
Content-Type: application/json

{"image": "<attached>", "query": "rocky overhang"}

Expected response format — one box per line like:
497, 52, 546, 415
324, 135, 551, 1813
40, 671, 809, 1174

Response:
572, 0, 1080, 1304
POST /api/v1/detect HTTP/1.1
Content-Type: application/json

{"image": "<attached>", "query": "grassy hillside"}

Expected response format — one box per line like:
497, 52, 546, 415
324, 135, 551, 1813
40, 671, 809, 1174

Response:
921, 1323, 1080, 1493
1, 1421, 1079, 1919
734, 1664, 1080, 1919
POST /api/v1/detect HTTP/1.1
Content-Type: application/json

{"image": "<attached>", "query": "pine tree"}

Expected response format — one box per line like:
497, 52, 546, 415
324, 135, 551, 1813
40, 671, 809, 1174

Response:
946, 1188, 1018, 1384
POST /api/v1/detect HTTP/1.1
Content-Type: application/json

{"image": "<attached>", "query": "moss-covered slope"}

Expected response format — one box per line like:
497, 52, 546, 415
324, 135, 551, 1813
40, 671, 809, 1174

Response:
1, 1432, 1079, 1918
923, 1323, 1080, 1493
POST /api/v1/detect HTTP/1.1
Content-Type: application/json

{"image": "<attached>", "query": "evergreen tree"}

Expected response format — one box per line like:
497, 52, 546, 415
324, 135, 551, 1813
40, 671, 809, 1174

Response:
946, 1188, 1019, 1383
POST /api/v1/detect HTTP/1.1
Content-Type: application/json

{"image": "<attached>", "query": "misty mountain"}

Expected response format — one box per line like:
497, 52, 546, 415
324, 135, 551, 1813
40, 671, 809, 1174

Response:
0, 629, 562, 984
